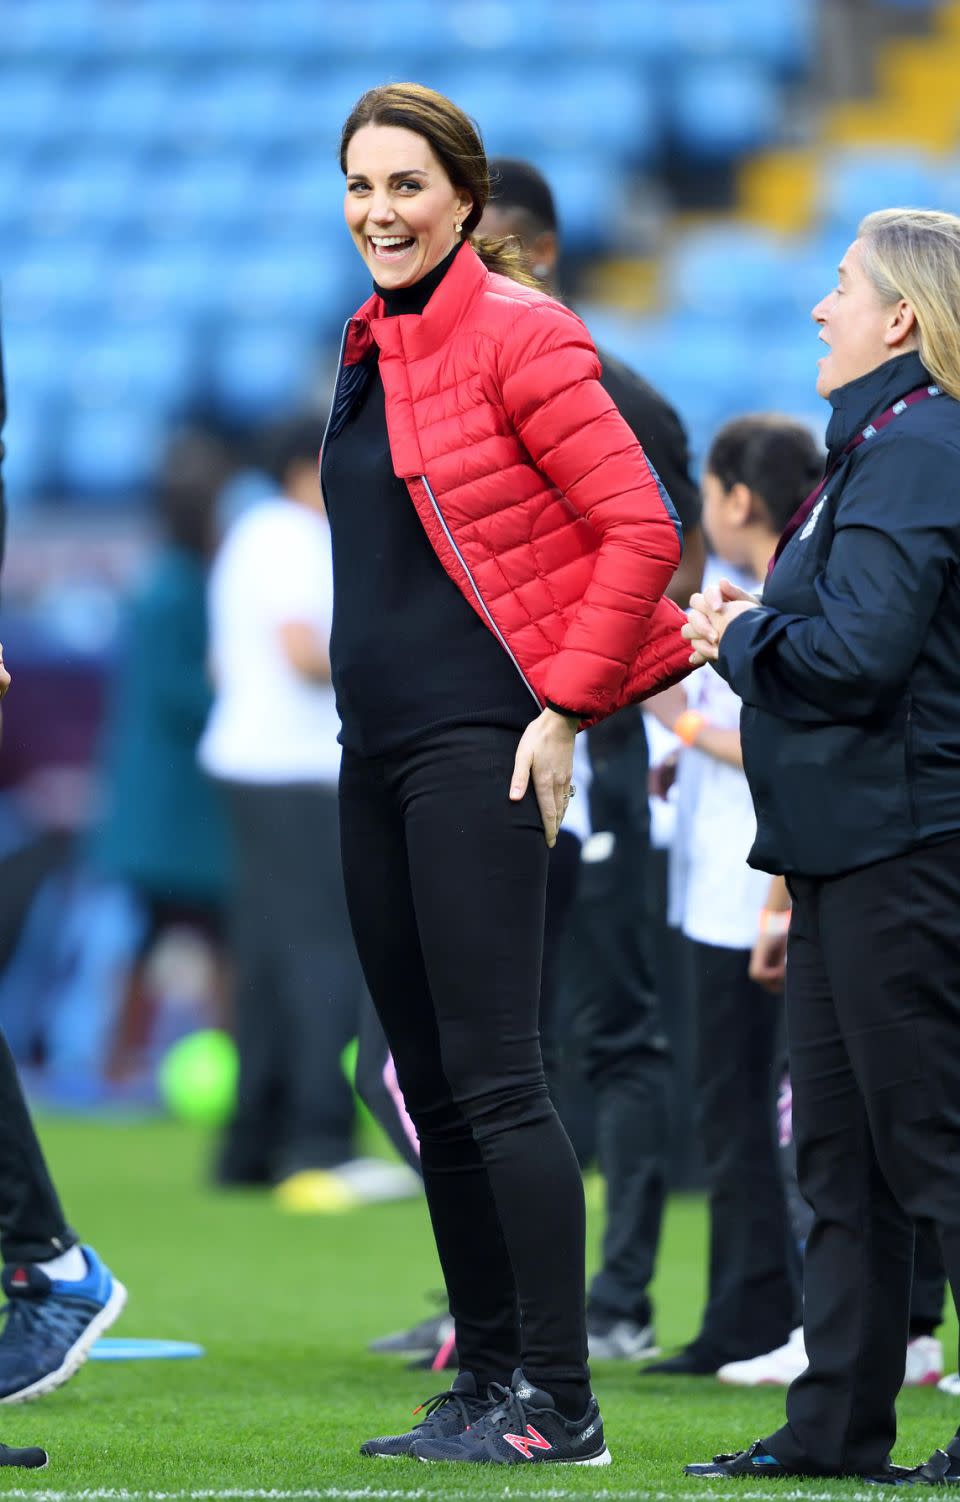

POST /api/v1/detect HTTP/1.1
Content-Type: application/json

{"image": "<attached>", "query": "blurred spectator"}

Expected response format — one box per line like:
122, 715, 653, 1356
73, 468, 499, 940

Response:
200, 416, 417, 1206
90, 431, 233, 1080
645, 414, 822, 1375
482, 159, 701, 1362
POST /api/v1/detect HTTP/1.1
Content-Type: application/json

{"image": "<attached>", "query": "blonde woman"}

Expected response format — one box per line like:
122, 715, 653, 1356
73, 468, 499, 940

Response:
683, 210, 960, 1483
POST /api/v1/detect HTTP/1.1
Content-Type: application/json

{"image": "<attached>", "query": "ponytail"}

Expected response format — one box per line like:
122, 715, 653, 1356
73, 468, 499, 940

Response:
466, 233, 541, 288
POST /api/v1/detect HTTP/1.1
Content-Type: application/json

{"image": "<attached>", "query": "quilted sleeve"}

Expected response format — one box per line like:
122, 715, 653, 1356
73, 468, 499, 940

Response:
497, 301, 683, 716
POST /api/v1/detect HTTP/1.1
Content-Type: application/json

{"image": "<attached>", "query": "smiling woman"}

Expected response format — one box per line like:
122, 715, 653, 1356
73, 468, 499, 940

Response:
319, 80, 690, 1470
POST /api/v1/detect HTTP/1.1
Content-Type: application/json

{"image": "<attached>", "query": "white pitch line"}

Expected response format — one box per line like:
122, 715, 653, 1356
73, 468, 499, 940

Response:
0, 1489, 892, 1502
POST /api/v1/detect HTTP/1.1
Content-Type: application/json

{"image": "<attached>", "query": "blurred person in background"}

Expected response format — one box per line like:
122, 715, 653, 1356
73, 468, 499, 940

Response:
645, 416, 821, 1378
329, 83, 689, 1466
479, 157, 704, 1364
684, 209, 960, 1483
91, 432, 232, 1080
199, 417, 417, 1208
0, 322, 125, 1460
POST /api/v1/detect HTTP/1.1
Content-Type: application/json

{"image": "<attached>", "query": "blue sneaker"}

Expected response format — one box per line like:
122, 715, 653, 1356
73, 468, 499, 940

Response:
0, 1246, 127, 1403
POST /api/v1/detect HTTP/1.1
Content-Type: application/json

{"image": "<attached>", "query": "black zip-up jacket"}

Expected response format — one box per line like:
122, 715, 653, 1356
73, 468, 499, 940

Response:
717, 350, 960, 877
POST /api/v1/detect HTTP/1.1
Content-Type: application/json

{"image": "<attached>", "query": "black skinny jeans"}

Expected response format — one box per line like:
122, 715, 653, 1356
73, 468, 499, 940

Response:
339, 724, 589, 1397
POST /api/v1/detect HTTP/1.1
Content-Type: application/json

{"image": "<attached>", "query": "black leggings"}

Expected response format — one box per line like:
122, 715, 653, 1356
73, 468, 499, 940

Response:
339, 724, 589, 1398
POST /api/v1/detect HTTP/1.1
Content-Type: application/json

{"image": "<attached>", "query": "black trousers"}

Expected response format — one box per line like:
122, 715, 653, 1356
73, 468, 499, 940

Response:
0, 1028, 75, 1263
765, 834, 960, 1475
339, 724, 589, 1396
563, 712, 671, 1327
218, 781, 360, 1182
356, 828, 585, 1178
690, 943, 799, 1359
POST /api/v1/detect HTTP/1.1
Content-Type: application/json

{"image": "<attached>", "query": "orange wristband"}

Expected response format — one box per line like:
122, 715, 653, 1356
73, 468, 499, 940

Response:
674, 709, 706, 747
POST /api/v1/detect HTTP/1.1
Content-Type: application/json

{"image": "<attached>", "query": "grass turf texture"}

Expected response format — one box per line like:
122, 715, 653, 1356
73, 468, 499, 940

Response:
9, 1114, 958, 1498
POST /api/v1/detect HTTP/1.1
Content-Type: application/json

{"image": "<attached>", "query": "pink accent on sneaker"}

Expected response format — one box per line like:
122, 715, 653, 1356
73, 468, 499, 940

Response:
431, 1326, 458, 1372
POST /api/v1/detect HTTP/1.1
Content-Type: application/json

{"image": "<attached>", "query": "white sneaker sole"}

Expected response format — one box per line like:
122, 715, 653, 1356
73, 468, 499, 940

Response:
0, 1279, 128, 1405
418, 1446, 613, 1466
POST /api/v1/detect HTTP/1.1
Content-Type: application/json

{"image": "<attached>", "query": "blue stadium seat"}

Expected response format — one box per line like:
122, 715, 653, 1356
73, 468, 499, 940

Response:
662, 0, 815, 75
208, 323, 319, 424
251, 154, 353, 239
62, 326, 195, 414
74, 67, 179, 147
518, 153, 629, 253
443, 62, 659, 163
819, 149, 946, 231
669, 59, 782, 158
108, 243, 226, 321
0, 68, 78, 149
60, 406, 168, 498
666, 226, 793, 316
23, 153, 142, 236
0, 395, 58, 504
135, 153, 267, 234
0, 323, 73, 406
1, 239, 109, 319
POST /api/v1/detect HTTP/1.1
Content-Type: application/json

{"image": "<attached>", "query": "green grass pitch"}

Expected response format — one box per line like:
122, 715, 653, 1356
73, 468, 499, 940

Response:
9, 1114, 957, 1499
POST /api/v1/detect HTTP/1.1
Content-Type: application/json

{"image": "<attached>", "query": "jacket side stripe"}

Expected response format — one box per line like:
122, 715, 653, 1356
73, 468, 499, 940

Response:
420, 475, 541, 709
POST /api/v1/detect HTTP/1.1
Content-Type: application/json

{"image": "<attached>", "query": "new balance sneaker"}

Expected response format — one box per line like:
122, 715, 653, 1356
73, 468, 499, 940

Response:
717, 1327, 807, 1387
0, 1245, 127, 1403
905, 1336, 944, 1388
0, 1440, 47, 1468
412, 1368, 611, 1466
685, 1439, 915, 1484
587, 1316, 659, 1362
359, 1371, 489, 1458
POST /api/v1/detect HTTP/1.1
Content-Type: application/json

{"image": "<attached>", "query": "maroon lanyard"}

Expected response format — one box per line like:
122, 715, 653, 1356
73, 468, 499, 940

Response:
768, 382, 942, 577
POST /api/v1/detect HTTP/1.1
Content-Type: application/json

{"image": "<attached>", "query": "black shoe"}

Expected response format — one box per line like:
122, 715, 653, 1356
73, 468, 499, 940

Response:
685, 1440, 917, 1484
0, 1441, 47, 1469
644, 1343, 725, 1376
359, 1371, 489, 1459
910, 1437, 960, 1484
412, 1368, 611, 1466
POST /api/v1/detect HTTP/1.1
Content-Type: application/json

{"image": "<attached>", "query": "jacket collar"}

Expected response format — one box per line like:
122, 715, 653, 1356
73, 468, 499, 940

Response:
825, 350, 931, 457
351, 243, 489, 362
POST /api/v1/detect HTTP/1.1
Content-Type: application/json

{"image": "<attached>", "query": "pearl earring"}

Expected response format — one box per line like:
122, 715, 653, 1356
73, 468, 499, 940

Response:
455, 220, 463, 235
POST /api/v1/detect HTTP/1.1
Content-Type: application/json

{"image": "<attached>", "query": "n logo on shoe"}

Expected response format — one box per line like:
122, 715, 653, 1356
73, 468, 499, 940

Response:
503, 1426, 552, 1460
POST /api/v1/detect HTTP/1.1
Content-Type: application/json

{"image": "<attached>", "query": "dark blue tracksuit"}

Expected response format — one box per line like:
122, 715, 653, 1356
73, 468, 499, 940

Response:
717, 351, 960, 1474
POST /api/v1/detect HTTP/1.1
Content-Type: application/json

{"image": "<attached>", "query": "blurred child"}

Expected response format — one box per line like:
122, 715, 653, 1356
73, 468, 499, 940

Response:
644, 415, 822, 1375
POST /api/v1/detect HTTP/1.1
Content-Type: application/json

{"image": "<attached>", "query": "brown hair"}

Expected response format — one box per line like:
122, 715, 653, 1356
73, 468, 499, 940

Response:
339, 82, 540, 288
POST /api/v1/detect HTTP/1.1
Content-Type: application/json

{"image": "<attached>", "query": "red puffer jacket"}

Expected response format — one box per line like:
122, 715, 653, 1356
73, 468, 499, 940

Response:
324, 245, 692, 723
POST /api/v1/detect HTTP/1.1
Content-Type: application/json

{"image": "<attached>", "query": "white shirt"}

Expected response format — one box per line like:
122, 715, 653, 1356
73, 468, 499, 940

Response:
199, 498, 342, 785
669, 560, 772, 950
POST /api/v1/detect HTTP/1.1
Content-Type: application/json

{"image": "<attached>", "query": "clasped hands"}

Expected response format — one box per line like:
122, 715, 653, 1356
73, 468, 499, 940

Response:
682, 578, 761, 667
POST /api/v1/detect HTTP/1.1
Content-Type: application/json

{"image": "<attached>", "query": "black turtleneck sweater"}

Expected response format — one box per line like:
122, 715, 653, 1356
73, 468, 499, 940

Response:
321, 243, 536, 757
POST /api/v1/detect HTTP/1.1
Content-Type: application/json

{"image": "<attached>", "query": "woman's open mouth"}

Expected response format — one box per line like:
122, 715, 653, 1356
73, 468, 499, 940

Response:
368, 235, 416, 263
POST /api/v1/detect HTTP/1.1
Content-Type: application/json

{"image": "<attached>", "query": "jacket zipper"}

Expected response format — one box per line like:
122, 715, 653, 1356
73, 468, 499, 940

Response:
420, 473, 541, 708
318, 318, 352, 497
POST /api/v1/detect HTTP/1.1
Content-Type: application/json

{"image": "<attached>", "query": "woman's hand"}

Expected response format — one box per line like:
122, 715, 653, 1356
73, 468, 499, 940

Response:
682, 581, 760, 667
750, 931, 788, 992
510, 707, 578, 848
